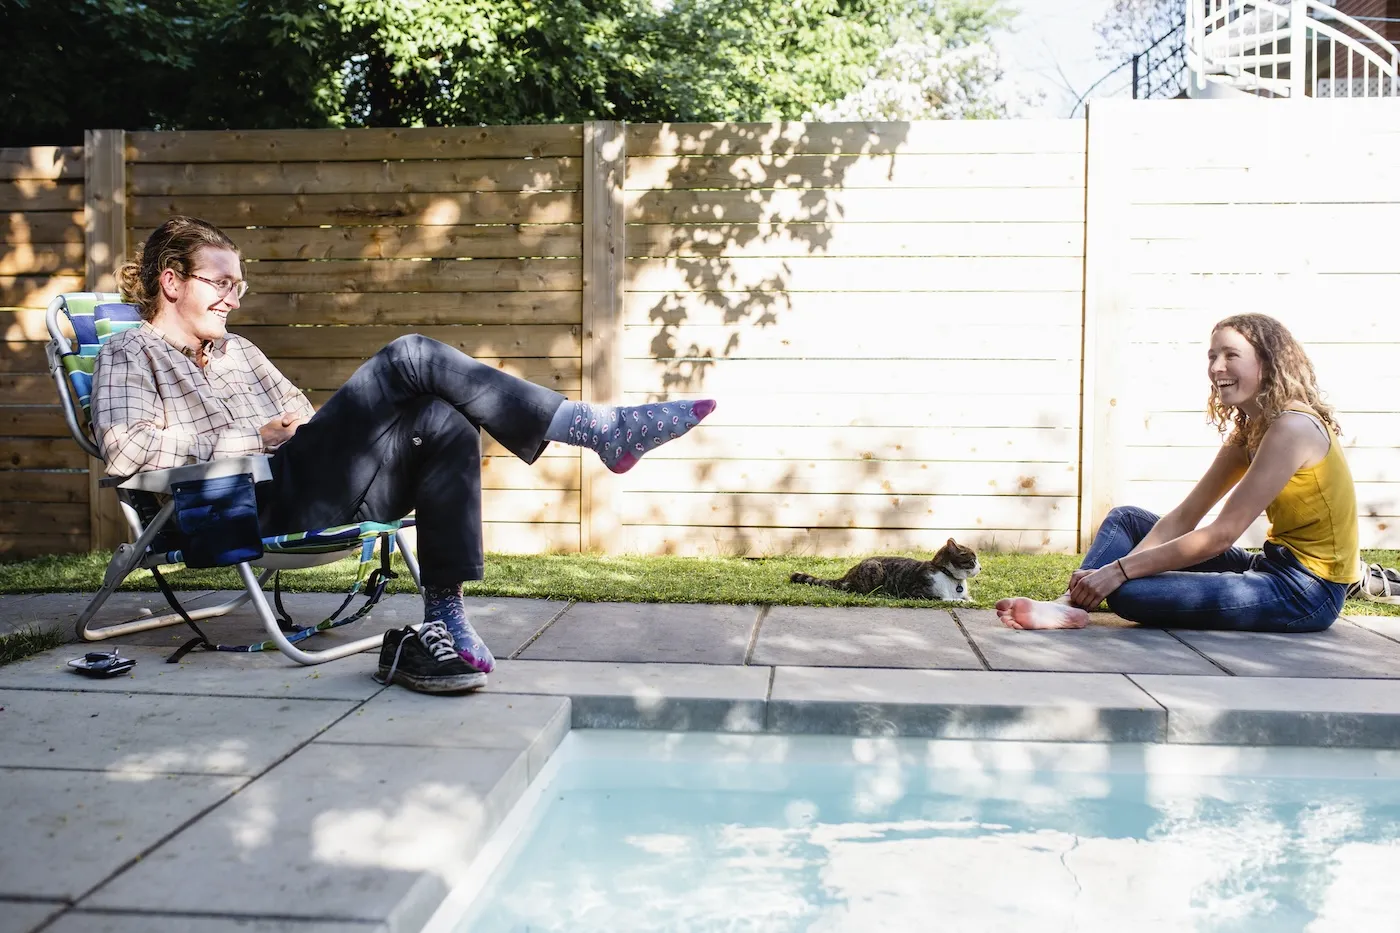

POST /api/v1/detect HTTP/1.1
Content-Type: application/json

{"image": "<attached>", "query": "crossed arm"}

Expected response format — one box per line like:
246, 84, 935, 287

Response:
1067, 413, 1330, 609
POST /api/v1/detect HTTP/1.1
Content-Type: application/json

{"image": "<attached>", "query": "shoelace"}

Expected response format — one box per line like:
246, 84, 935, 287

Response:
380, 620, 459, 685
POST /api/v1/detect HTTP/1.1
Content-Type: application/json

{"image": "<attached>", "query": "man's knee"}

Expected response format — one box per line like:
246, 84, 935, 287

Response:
408, 397, 479, 450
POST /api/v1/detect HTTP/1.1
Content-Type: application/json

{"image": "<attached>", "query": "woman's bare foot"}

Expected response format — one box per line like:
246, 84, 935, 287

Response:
995, 596, 1089, 630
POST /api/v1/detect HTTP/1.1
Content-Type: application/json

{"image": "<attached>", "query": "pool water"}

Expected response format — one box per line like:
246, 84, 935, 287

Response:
427, 733, 1400, 932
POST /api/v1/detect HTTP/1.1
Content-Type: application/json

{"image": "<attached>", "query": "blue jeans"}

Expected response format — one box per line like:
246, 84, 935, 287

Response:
1083, 506, 1347, 632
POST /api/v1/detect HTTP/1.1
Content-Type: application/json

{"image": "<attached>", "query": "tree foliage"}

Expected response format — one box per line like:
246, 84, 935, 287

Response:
0, 0, 1017, 145
1094, 0, 1184, 63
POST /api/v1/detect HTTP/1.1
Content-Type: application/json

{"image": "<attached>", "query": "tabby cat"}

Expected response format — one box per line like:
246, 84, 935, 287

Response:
789, 538, 981, 601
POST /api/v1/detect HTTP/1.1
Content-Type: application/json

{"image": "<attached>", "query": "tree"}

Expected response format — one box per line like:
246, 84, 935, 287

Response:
1095, 0, 1184, 64
0, 0, 1017, 145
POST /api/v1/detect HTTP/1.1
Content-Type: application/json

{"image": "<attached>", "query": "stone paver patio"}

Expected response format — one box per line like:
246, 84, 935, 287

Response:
5, 592, 1400, 932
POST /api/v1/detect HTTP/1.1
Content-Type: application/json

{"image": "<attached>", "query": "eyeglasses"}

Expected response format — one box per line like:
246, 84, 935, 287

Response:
186, 272, 249, 300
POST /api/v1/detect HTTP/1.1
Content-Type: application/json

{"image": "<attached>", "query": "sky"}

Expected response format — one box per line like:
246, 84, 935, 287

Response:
992, 0, 1126, 118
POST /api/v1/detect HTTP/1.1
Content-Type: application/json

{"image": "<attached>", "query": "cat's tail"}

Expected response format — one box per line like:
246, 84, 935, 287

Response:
790, 572, 845, 590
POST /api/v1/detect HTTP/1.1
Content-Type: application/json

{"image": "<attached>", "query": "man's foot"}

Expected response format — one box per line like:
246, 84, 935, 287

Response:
443, 616, 496, 673
374, 620, 487, 694
995, 597, 1089, 630
550, 399, 716, 474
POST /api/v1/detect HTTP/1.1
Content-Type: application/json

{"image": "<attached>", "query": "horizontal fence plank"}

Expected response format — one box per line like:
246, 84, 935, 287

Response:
0, 341, 48, 372
626, 120, 1086, 157
0, 470, 88, 503
130, 192, 583, 227
0, 241, 85, 277
0, 146, 83, 181
244, 258, 582, 293
236, 291, 581, 326
0, 180, 84, 212
637, 392, 1081, 429
0, 438, 89, 470
481, 488, 579, 524
623, 492, 1076, 531
620, 524, 1077, 556
129, 158, 582, 197
0, 275, 85, 309
128, 126, 585, 162
0, 406, 67, 437
626, 153, 1084, 190
622, 290, 1084, 327
1130, 237, 1399, 275
3, 210, 84, 245
0, 373, 60, 403
274, 357, 580, 392
0, 500, 88, 535
622, 458, 1079, 497
623, 358, 1080, 395
1124, 411, 1400, 448
628, 188, 1085, 224
479, 455, 581, 490
1124, 446, 1399, 484
629, 425, 1079, 462
1126, 165, 1400, 204
186, 224, 583, 261
232, 324, 580, 359
0, 532, 91, 559
1123, 308, 1394, 345
1126, 479, 1400, 517
627, 222, 1084, 258
479, 520, 580, 554
626, 256, 1083, 293
623, 323, 1082, 360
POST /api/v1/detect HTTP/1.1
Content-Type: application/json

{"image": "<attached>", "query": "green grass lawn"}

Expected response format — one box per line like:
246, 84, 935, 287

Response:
2, 548, 1397, 616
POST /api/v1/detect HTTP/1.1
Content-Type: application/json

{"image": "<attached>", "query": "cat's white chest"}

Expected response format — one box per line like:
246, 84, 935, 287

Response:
926, 570, 971, 602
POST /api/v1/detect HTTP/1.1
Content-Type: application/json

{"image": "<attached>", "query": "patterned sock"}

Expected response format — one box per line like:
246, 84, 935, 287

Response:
422, 584, 495, 673
545, 399, 716, 474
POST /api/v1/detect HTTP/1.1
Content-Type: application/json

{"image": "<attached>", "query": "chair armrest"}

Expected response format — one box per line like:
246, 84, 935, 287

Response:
101, 455, 273, 493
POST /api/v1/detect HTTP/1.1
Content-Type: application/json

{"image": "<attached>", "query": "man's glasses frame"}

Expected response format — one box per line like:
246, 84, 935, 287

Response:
186, 272, 249, 300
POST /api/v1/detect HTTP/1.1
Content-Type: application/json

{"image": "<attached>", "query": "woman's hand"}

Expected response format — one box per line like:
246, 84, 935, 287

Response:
1067, 563, 1128, 610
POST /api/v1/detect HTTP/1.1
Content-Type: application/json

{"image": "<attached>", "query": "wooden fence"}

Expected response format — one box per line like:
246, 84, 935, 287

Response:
2, 100, 1397, 561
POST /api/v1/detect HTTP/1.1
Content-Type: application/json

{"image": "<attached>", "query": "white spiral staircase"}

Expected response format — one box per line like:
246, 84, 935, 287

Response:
1187, 0, 1400, 98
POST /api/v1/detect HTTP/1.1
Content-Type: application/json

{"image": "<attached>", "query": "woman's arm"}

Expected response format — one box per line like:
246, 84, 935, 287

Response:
1125, 443, 1250, 555
1069, 414, 1326, 608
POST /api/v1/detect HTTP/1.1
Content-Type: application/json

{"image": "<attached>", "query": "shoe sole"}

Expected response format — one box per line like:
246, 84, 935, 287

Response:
374, 670, 488, 694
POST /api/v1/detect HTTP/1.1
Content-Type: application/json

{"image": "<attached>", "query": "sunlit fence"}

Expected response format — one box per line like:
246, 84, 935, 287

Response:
3, 100, 1397, 561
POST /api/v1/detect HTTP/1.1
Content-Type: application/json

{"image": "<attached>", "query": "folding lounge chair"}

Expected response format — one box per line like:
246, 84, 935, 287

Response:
45, 292, 421, 665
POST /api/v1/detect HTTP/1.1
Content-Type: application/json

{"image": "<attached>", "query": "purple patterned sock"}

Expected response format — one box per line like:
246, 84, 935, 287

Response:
545, 399, 716, 474
423, 584, 495, 673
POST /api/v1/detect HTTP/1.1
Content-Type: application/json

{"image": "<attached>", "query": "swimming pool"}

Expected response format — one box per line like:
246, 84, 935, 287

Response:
423, 733, 1400, 932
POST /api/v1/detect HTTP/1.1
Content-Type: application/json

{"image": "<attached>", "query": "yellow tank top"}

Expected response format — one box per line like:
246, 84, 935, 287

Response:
1264, 407, 1361, 584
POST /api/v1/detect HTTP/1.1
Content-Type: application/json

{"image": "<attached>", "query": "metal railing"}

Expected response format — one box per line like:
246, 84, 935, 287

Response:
1187, 0, 1400, 97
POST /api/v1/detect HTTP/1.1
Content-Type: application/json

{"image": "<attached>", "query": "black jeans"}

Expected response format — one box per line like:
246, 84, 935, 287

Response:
257, 335, 566, 586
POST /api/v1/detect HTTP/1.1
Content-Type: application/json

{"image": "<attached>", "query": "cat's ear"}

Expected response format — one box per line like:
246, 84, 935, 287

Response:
946, 537, 957, 548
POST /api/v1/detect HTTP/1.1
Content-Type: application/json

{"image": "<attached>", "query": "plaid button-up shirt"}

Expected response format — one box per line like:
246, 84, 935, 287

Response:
91, 323, 314, 477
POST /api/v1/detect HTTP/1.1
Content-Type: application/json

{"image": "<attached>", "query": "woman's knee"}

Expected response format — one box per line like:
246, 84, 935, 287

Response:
1104, 505, 1157, 528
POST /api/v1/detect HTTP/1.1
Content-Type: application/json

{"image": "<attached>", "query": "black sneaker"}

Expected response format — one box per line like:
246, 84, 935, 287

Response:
374, 620, 487, 694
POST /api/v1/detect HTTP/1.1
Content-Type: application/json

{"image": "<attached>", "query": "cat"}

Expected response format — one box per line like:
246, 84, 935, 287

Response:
789, 538, 981, 602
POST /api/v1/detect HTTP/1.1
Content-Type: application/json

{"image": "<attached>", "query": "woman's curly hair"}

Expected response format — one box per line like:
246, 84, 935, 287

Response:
1207, 313, 1339, 453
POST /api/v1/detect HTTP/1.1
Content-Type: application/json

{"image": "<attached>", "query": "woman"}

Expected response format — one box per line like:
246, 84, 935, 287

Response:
997, 313, 1360, 632
91, 216, 715, 692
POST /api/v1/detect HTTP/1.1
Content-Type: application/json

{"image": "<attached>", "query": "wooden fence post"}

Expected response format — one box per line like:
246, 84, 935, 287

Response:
1078, 102, 1129, 552
581, 121, 626, 553
84, 129, 128, 551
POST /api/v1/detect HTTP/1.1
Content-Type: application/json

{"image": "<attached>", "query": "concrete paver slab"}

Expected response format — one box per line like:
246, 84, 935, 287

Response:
768, 667, 1163, 741
958, 608, 1223, 675
0, 690, 355, 776
318, 691, 571, 780
517, 601, 756, 665
0, 768, 243, 900
484, 659, 770, 732
85, 744, 529, 931
0, 645, 385, 701
751, 606, 981, 669
47, 914, 383, 933
1346, 613, 1400, 644
0, 900, 63, 933
1131, 674, 1400, 747
1170, 621, 1400, 677
0, 592, 216, 641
